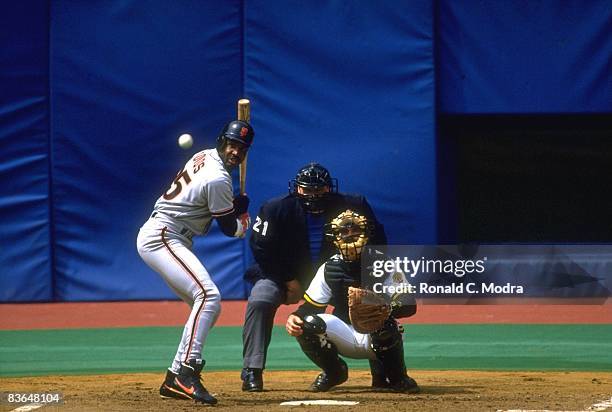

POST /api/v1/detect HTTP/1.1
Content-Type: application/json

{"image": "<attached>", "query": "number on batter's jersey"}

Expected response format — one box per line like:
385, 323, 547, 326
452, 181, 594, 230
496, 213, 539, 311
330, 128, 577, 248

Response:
163, 168, 192, 200
151, 149, 233, 236
252, 216, 269, 236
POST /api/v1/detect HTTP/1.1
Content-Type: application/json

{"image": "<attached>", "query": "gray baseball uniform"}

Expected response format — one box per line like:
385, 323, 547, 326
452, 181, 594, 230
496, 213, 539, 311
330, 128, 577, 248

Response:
137, 148, 245, 374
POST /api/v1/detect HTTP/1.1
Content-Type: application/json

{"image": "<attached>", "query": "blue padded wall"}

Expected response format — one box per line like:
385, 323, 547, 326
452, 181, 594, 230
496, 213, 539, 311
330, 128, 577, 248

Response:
438, 0, 612, 113
0, 1, 53, 301
2, 1, 609, 302
50, 1, 245, 300
244, 0, 437, 245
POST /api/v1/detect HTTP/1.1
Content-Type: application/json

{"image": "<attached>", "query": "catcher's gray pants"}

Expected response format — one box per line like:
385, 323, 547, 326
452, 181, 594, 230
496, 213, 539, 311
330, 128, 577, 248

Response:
242, 278, 285, 369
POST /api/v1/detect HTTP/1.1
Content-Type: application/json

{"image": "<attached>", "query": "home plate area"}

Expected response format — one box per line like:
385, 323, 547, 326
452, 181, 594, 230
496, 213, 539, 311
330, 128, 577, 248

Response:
0, 370, 610, 411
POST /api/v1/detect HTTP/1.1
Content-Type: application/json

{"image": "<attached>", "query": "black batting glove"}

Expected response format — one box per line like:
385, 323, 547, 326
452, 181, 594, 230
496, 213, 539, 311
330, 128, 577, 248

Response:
233, 194, 250, 215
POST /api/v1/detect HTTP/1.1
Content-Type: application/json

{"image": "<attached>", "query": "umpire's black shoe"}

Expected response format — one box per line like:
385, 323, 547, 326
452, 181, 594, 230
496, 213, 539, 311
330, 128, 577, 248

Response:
309, 361, 348, 392
159, 369, 191, 400
389, 375, 420, 394
175, 359, 218, 405
241, 368, 263, 392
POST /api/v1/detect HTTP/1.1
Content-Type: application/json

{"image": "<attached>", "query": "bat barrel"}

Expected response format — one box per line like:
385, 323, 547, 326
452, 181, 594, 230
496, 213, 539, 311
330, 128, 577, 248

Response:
237, 99, 250, 195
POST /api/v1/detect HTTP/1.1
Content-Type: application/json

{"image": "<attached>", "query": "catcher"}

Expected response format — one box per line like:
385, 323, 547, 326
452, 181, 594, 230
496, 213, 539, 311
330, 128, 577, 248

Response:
285, 210, 419, 393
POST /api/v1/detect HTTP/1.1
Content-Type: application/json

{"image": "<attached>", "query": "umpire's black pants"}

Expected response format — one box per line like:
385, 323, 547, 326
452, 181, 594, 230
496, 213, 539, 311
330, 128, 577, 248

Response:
242, 278, 285, 369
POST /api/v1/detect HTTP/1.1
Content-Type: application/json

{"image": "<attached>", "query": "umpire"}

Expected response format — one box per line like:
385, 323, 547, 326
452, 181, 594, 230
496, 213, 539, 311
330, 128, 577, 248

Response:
241, 162, 386, 391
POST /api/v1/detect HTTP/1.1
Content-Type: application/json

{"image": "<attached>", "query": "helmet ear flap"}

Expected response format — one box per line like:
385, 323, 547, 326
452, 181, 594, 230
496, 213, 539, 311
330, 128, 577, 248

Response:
216, 134, 226, 150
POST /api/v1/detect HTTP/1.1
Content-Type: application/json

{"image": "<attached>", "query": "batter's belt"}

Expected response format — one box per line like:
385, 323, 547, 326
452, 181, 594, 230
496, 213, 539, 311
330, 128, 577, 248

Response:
150, 211, 194, 238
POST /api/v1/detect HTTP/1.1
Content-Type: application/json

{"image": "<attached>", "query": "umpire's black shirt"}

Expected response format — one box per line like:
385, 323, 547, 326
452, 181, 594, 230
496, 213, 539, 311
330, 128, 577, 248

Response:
245, 192, 386, 289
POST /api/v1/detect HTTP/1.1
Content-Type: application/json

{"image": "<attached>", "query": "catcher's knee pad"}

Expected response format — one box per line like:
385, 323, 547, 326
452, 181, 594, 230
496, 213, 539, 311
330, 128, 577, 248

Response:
296, 315, 328, 352
370, 318, 402, 353
296, 315, 327, 349
301, 314, 327, 335
296, 317, 344, 374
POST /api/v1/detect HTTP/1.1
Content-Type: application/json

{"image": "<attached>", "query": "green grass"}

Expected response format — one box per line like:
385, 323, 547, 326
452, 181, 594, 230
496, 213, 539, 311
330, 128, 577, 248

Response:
0, 324, 610, 377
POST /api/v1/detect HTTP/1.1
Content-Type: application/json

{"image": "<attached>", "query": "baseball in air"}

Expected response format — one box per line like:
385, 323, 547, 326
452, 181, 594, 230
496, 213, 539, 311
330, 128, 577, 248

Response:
178, 133, 193, 149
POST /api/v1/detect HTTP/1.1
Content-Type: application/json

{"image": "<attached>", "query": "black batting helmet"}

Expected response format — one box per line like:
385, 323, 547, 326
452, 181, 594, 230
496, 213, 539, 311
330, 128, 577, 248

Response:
216, 120, 254, 149
289, 162, 338, 213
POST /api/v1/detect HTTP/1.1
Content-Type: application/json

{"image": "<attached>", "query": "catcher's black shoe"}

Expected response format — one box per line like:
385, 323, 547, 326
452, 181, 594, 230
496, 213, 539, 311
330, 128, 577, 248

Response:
372, 376, 391, 389
308, 361, 348, 392
369, 359, 390, 389
241, 368, 263, 392
389, 375, 420, 394
159, 369, 191, 400
174, 359, 218, 405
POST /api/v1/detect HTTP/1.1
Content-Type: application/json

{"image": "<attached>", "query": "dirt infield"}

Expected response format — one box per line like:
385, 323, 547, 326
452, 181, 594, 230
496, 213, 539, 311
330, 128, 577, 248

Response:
1, 302, 610, 410
1, 370, 610, 411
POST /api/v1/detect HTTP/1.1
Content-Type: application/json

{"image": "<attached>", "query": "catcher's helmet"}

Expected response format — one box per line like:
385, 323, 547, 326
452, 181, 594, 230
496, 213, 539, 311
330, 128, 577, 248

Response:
325, 209, 371, 262
216, 120, 254, 149
289, 163, 338, 213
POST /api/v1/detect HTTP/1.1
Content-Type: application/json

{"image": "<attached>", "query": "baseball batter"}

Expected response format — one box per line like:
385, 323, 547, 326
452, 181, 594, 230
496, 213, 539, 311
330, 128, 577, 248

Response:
285, 210, 419, 393
136, 120, 254, 405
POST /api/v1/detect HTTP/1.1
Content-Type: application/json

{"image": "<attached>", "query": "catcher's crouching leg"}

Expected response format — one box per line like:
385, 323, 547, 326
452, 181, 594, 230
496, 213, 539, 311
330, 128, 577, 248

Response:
296, 315, 348, 392
370, 318, 420, 393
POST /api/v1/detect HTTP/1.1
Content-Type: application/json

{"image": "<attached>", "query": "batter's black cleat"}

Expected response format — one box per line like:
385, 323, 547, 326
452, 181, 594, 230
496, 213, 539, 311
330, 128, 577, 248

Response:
308, 361, 348, 392
241, 368, 263, 392
159, 369, 192, 400
389, 375, 420, 394
174, 359, 218, 405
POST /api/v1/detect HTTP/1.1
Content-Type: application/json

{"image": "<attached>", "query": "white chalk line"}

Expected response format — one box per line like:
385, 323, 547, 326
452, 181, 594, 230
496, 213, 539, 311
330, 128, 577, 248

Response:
280, 399, 360, 406
499, 396, 612, 412
588, 398, 612, 412
9, 403, 45, 412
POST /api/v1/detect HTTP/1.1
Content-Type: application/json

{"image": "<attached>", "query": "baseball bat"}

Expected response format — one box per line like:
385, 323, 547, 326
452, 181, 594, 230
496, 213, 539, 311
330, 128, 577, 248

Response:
237, 98, 250, 195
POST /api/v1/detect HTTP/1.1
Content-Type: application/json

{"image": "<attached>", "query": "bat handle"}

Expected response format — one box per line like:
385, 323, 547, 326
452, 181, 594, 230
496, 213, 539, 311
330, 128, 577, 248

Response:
240, 155, 248, 195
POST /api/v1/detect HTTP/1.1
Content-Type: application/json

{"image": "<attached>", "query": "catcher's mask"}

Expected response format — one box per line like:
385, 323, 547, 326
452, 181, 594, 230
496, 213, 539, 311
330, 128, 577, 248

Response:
289, 163, 338, 214
326, 209, 371, 262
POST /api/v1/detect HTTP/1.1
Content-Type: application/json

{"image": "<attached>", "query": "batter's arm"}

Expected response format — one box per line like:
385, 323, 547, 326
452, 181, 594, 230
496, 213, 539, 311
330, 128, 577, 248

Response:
209, 178, 250, 238
216, 213, 240, 236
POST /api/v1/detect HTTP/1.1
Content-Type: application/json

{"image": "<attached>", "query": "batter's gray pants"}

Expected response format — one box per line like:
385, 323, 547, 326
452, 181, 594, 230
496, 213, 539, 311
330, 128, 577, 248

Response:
242, 278, 285, 369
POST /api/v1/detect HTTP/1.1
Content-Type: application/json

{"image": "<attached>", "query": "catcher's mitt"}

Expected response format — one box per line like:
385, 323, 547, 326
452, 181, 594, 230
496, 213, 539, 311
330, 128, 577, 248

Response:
347, 286, 391, 334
